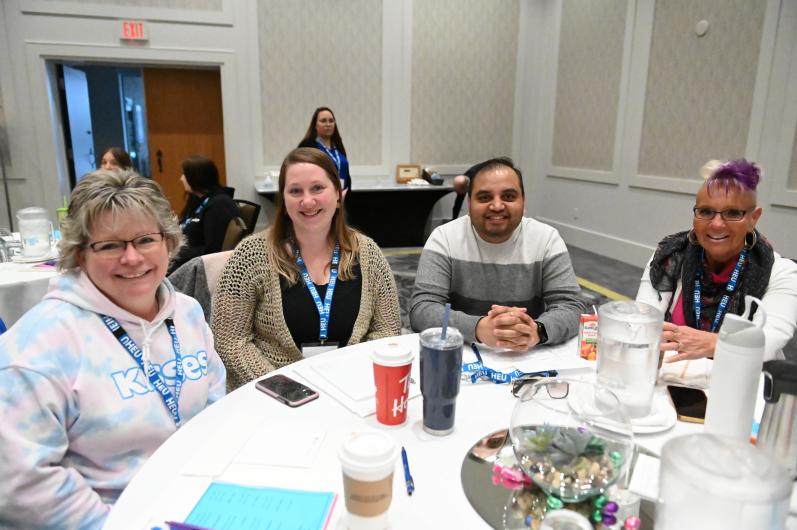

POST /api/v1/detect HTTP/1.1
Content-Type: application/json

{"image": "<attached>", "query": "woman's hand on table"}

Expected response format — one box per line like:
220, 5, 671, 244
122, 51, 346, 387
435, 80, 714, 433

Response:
659, 321, 717, 362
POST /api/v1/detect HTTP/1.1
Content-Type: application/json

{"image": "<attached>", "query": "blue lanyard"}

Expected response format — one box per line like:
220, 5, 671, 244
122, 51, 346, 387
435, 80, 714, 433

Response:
462, 343, 558, 384
693, 248, 748, 333
100, 314, 184, 427
315, 140, 342, 173
295, 243, 340, 343
180, 196, 209, 230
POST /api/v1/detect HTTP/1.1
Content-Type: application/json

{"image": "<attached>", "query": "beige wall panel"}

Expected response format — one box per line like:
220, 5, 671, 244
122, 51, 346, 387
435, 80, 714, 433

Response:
0, 83, 8, 170
638, 0, 765, 179
259, 0, 382, 166
790, 124, 797, 189
40, 0, 223, 9
411, 0, 518, 165
552, 0, 627, 171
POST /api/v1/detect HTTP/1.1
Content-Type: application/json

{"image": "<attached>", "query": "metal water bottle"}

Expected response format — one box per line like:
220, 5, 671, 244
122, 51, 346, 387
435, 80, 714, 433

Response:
758, 359, 797, 478
704, 295, 766, 441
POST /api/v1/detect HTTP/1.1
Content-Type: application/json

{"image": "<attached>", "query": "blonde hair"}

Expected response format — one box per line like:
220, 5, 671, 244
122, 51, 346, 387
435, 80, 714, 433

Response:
58, 169, 183, 272
267, 148, 359, 285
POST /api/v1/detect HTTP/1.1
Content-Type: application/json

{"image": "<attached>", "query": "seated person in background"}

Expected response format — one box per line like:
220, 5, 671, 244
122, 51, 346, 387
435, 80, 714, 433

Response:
0, 170, 226, 529
637, 159, 797, 362
169, 154, 239, 273
212, 148, 401, 391
100, 146, 133, 170
410, 157, 585, 350
450, 173, 469, 220
298, 106, 351, 195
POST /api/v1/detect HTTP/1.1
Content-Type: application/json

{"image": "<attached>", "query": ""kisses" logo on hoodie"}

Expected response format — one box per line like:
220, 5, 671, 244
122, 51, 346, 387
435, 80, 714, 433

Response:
110, 351, 209, 399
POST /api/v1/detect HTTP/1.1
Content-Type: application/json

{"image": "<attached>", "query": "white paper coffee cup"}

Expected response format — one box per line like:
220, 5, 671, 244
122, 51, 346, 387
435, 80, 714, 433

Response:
339, 431, 398, 530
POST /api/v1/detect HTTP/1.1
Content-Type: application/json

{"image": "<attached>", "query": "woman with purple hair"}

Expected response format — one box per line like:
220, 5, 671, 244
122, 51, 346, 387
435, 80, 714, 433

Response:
637, 159, 797, 362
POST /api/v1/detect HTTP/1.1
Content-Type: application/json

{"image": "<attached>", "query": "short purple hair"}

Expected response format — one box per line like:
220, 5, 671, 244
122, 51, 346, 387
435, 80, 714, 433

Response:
701, 158, 761, 196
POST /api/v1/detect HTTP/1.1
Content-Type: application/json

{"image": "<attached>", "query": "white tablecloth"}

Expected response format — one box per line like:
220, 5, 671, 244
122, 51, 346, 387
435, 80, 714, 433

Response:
106, 335, 725, 529
0, 262, 56, 326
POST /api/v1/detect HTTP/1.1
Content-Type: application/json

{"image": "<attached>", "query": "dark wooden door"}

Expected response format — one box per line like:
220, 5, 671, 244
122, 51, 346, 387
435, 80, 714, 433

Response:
143, 67, 226, 213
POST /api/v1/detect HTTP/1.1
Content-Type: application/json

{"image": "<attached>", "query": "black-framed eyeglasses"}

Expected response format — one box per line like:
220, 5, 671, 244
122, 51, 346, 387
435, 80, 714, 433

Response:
512, 377, 569, 399
84, 232, 165, 258
692, 207, 748, 222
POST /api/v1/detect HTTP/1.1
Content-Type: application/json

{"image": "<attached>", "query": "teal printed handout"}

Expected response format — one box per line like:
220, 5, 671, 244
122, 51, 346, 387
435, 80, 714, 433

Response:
184, 482, 337, 530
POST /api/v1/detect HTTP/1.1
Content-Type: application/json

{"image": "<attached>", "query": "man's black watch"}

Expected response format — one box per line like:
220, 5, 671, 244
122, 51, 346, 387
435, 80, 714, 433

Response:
536, 321, 548, 345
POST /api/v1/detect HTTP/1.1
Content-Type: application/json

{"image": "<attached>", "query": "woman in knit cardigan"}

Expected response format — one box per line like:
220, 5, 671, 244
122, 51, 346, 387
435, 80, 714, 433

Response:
212, 148, 401, 391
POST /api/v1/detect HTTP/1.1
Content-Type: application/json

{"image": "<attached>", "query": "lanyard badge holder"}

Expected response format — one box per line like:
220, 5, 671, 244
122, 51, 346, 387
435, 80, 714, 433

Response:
462, 343, 558, 384
100, 314, 184, 427
296, 243, 341, 357
693, 248, 747, 332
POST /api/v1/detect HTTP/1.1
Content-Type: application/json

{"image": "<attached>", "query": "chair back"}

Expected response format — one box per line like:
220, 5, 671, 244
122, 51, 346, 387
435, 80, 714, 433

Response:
221, 217, 247, 251
234, 199, 261, 235
201, 250, 234, 299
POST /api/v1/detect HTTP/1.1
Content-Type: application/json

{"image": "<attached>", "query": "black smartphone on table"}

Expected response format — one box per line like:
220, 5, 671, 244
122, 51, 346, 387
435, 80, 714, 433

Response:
255, 374, 319, 407
666, 385, 707, 424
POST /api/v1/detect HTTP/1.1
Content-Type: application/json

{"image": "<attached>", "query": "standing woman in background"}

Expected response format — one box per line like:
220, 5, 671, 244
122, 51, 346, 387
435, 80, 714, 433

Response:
169, 154, 239, 273
298, 106, 351, 195
99, 147, 133, 170
213, 148, 400, 391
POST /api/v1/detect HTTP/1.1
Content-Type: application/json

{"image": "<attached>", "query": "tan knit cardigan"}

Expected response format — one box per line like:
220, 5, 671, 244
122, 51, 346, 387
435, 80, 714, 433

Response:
211, 231, 402, 391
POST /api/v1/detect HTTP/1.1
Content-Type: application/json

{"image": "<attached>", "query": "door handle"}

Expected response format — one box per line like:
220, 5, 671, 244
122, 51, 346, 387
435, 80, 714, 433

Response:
156, 150, 163, 173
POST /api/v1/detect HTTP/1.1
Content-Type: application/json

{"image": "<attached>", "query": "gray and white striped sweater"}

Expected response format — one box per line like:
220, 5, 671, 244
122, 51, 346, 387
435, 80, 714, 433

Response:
409, 216, 585, 344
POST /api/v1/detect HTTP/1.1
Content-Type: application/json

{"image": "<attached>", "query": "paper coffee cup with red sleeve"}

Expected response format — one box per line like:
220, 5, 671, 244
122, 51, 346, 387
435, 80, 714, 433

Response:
371, 342, 414, 425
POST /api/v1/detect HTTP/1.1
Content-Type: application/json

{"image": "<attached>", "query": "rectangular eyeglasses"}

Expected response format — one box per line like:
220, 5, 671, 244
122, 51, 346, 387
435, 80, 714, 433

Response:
692, 207, 748, 221
84, 232, 165, 258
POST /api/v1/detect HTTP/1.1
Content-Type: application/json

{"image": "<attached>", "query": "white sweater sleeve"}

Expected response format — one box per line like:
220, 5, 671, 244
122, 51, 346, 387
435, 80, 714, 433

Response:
758, 257, 797, 361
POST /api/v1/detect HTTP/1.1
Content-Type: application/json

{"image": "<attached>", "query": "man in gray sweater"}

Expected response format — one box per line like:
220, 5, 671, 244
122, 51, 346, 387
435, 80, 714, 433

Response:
410, 157, 584, 350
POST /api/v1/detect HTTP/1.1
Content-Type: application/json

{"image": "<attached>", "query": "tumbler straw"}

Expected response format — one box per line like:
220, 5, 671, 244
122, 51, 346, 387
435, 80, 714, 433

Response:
440, 303, 451, 342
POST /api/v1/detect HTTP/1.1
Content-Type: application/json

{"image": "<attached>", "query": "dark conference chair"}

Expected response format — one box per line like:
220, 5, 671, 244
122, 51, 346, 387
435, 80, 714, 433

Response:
221, 217, 247, 251
233, 199, 261, 236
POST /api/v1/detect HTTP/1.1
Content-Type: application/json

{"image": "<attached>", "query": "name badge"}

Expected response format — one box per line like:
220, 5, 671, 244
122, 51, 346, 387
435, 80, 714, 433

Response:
302, 341, 339, 357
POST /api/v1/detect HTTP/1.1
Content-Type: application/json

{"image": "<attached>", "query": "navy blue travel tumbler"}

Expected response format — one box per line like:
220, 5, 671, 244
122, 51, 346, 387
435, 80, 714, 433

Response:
419, 327, 463, 436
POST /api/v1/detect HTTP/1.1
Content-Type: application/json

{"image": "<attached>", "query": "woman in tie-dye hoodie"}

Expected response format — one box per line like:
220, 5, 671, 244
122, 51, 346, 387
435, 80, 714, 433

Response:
0, 170, 226, 530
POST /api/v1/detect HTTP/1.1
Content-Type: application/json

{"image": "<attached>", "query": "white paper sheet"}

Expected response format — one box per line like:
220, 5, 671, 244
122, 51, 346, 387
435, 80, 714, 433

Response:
181, 413, 268, 477
292, 343, 421, 417
472, 337, 592, 374
234, 421, 326, 469
628, 452, 661, 501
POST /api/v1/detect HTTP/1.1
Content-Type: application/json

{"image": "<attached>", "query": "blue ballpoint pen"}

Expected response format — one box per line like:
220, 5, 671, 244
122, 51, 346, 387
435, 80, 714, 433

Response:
471, 343, 484, 364
401, 446, 414, 496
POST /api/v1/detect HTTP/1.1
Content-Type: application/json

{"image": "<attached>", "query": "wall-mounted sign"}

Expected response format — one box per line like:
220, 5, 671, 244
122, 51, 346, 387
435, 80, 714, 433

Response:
120, 20, 148, 41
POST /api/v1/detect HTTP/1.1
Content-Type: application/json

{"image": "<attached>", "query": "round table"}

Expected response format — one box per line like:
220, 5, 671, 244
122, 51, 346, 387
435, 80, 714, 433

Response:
0, 261, 57, 326
102, 335, 773, 529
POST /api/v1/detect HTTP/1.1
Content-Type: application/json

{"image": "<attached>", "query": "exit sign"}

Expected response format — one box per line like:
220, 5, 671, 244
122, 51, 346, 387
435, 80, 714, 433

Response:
120, 20, 148, 41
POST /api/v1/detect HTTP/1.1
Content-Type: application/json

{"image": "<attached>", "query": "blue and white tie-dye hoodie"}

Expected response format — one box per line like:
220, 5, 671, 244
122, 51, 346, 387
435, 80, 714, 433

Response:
0, 272, 226, 530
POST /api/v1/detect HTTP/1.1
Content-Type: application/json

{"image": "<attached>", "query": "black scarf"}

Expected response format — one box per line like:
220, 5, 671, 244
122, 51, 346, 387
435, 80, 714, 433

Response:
648, 229, 774, 329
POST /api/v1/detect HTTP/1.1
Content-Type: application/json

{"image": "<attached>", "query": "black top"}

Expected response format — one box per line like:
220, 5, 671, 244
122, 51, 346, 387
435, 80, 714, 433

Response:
169, 187, 239, 273
281, 264, 362, 348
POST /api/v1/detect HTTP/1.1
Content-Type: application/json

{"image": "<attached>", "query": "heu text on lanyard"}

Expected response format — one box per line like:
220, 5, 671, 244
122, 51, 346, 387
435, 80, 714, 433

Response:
693, 248, 748, 333
295, 243, 341, 356
100, 314, 184, 427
